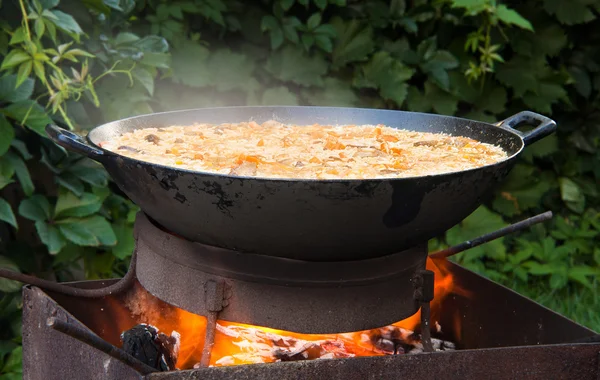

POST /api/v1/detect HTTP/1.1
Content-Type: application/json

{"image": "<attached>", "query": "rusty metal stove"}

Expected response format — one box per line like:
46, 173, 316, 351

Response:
20, 212, 600, 380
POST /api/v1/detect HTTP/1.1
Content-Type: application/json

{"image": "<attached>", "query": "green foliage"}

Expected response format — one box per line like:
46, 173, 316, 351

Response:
1, 0, 600, 372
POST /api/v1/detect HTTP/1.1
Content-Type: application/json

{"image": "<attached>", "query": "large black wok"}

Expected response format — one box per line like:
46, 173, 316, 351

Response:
46, 107, 555, 261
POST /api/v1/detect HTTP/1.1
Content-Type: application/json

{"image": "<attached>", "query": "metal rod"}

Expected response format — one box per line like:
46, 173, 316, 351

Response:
200, 311, 218, 367
429, 211, 553, 260
0, 249, 137, 298
47, 317, 156, 375
420, 302, 434, 353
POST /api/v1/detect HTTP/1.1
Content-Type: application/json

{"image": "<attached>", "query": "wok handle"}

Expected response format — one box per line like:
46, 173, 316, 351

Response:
495, 111, 556, 146
46, 124, 105, 161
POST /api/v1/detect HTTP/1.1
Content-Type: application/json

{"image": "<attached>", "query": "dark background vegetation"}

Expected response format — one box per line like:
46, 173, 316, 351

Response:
0, 0, 599, 376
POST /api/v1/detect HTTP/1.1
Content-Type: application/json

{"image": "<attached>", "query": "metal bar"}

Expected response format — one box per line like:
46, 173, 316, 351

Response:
0, 249, 137, 298
47, 317, 156, 375
429, 211, 553, 260
199, 280, 225, 367
420, 302, 434, 353
200, 312, 218, 367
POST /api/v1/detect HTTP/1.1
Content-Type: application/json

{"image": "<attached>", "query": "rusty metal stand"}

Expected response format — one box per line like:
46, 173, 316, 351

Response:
412, 269, 435, 353
199, 280, 229, 367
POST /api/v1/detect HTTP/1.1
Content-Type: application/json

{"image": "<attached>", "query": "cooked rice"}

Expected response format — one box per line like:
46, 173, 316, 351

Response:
100, 120, 508, 179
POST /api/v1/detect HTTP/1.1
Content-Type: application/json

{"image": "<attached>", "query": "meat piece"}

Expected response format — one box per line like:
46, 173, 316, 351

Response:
118, 145, 140, 153
145, 134, 160, 144
413, 140, 439, 147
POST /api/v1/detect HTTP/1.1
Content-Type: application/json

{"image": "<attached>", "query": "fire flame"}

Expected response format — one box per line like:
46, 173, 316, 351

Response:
108, 258, 467, 370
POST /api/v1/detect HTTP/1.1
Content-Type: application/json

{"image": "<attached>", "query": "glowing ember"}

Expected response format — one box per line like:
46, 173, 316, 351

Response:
117, 258, 466, 370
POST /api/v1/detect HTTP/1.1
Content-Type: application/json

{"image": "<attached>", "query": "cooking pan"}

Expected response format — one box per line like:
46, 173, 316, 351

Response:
46, 107, 556, 261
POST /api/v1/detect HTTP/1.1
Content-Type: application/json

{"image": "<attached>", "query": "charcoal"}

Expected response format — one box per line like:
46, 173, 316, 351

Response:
121, 324, 180, 371
273, 342, 322, 362
369, 326, 455, 355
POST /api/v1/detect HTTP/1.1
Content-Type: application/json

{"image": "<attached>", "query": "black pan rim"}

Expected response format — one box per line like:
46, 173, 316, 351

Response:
86, 105, 525, 183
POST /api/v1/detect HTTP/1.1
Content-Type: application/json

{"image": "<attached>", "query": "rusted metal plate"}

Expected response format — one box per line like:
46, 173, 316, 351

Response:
22, 286, 143, 380
149, 344, 600, 380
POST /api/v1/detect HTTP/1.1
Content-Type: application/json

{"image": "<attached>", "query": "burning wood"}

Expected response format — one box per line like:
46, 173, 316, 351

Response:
190, 322, 455, 367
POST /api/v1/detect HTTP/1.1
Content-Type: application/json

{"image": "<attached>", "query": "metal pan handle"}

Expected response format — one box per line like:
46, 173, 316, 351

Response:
495, 111, 557, 146
46, 124, 106, 161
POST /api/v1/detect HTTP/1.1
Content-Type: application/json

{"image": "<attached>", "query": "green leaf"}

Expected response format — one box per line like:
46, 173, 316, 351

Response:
568, 266, 597, 289
50, 10, 83, 35
307, 13, 321, 30
0, 116, 14, 156
353, 51, 414, 106
492, 167, 553, 217
281, 0, 295, 11
261, 15, 284, 49
314, 34, 333, 52
9, 27, 27, 45
450, 0, 487, 8
524, 261, 555, 275
111, 223, 135, 259
170, 42, 211, 88
543, 0, 596, 25
11, 140, 32, 161
0, 50, 30, 71
0, 256, 23, 292
140, 52, 170, 69
135, 36, 169, 53
265, 46, 328, 87
569, 66, 591, 98
56, 173, 84, 196
55, 189, 102, 218
301, 34, 314, 50
18, 195, 51, 222
303, 77, 358, 107
0, 198, 17, 229
425, 81, 458, 115
0, 156, 16, 190
2, 346, 22, 374
476, 86, 506, 114
58, 216, 116, 246
39, 0, 60, 9
66, 160, 108, 187
114, 32, 140, 45
549, 272, 568, 290
16, 61, 33, 88
521, 134, 558, 161
4, 100, 53, 136
331, 18, 375, 68
314, 0, 327, 10
0, 74, 34, 102
559, 177, 585, 213
206, 49, 256, 92
4, 152, 34, 196
262, 86, 299, 105
495, 5, 533, 31
513, 24, 567, 58
35, 221, 66, 254
133, 68, 154, 96
496, 57, 544, 96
